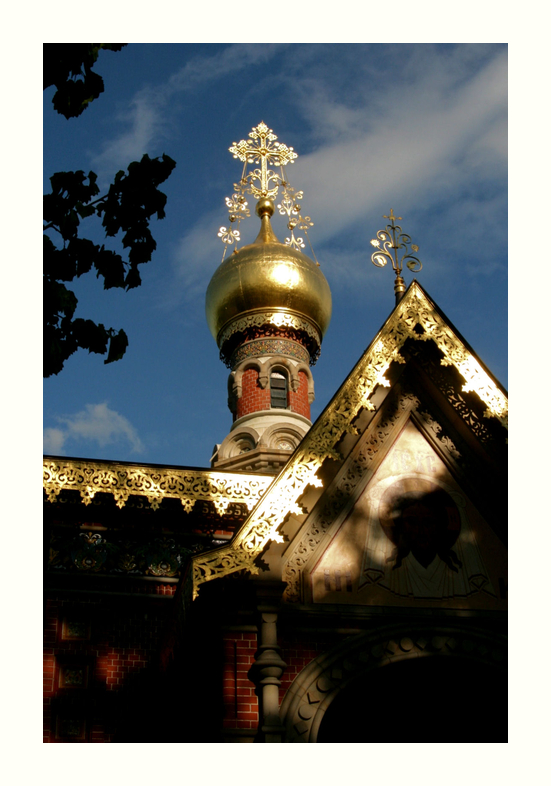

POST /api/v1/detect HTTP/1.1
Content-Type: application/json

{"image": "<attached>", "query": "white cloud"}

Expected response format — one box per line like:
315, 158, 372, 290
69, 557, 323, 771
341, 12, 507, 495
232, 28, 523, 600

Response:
291, 48, 507, 246
169, 46, 506, 296
92, 96, 164, 174
43, 427, 66, 455
91, 44, 288, 175
164, 207, 228, 313
43, 403, 144, 456
164, 44, 287, 95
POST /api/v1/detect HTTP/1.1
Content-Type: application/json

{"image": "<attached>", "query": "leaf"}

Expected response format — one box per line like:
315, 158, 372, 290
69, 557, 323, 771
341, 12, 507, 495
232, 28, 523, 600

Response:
52, 75, 105, 118
43, 279, 79, 324
105, 329, 129, 364
44, 243, 76, 282
77, 203, 95, 219
69, 237, 99, 277
44, 67, 176, 376
124, 266, 142, 290
44, 44, 128, 119
72, 319, 110, 355
44, 323, 77, 377
94, 247, 126, 289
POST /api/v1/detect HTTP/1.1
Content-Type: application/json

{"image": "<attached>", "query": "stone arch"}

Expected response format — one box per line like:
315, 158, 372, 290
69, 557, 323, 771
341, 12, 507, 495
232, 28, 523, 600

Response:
294, 363, 315, 403
259, 423, 307, 452
217, 425, 260, 461
229, 360, 263, 400
231, 355, 314, 401
279, 623, 507, 742
267, 357, 297, 392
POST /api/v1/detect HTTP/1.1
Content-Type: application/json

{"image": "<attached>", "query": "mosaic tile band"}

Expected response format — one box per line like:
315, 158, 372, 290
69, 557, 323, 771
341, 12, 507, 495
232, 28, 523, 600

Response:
231, 338, 310, 367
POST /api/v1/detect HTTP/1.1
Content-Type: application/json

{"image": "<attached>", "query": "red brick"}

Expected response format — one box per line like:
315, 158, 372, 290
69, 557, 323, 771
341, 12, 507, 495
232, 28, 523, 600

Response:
239, 712, 258, 721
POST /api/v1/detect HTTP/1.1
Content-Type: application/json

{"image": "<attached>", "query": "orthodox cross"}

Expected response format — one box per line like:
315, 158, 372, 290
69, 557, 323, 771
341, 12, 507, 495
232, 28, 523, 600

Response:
370, 209, 422, 303
219, 122, 316, 262
229, 121, 297, 199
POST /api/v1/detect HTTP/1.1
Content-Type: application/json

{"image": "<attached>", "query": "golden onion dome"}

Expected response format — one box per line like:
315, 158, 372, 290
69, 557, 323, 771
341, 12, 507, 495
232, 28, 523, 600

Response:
206, 199, 332, 348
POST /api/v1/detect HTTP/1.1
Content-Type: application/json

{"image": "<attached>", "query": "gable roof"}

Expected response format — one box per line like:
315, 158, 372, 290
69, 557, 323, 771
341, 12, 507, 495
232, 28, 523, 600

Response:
192, 280, 507, 598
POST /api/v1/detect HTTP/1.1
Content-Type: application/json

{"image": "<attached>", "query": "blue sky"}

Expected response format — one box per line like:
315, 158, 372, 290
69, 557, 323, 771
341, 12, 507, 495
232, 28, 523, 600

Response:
43, 44, 507, 467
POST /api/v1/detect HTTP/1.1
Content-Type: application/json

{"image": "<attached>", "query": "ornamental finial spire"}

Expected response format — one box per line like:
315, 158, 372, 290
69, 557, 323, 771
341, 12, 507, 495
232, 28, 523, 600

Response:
370, 209, 422, 304
218, 122, 318, 263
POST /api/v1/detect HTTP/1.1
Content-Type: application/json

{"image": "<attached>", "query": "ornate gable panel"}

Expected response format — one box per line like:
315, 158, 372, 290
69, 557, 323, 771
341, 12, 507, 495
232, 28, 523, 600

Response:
302, 419, 506, 610
192, 281, 507, 598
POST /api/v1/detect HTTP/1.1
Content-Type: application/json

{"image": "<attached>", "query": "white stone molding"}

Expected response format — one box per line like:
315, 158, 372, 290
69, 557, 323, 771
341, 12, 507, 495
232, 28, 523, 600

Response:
216, 425, 260, 461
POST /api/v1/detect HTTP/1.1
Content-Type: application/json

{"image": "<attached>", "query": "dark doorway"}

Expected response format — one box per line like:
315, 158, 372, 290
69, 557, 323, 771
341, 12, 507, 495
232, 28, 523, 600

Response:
317, 655, 507, 742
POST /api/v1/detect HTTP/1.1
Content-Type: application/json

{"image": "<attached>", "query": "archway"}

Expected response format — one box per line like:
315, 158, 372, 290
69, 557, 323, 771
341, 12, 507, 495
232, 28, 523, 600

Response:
317, 654, 506, 742
280, 624, 507, 742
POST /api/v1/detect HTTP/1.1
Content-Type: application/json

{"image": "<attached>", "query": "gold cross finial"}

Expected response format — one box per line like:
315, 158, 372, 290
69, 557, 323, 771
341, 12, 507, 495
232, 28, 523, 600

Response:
229, 121, 297, 199
370, 209, 422, 304
218, 122, 318, 263
383, 208, 402, 225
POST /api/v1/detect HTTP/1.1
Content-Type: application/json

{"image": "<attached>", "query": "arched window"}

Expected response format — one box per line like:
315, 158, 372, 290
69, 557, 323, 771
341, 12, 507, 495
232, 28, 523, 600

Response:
270, 370, 288, 409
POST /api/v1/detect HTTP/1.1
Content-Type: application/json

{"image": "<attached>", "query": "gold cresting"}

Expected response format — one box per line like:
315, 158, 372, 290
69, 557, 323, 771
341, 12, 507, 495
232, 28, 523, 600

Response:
191, 281, 507, 597
43, 459, 272, 513
371, 209, 422, 302
218, 122, 316, 259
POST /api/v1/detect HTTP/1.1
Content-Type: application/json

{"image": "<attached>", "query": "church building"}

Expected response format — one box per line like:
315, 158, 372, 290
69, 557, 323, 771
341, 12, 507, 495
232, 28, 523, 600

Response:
43, 123, 507, 743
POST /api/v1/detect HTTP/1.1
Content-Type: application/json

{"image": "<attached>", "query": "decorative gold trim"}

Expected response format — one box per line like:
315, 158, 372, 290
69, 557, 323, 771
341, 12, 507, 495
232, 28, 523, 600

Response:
192, 281, 507, 597
217, 309, 322, 349
43, 458, 272, 512
277, 183, 316, 257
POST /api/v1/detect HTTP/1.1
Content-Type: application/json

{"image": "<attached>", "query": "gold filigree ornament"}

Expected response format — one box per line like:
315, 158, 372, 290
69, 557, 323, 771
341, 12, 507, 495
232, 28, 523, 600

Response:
191, 281, 507, 598
277, 183, 318, 261
371, 209, 422, 302
43, 459, 272, 512
229, 121, 297, 200
218, 181, 251, 261
218, 122, 322, 264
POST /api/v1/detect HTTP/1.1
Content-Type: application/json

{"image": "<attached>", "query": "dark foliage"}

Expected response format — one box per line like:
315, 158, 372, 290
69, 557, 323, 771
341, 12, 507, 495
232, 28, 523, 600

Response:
43, 44, 127, 119
43, 45, 176, 377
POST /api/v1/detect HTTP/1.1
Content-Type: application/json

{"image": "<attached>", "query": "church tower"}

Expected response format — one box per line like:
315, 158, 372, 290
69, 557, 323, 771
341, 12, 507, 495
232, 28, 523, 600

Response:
206, 123, 332, 473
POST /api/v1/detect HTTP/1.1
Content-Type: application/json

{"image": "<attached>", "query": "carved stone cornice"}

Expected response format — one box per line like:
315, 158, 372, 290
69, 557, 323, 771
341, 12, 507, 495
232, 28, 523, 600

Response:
43, 458, 272, 514
191, 282, 507, 598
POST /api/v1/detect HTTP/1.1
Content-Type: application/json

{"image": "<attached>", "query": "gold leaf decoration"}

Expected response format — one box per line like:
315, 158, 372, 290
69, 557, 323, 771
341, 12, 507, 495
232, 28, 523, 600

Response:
43, 459, 272, 513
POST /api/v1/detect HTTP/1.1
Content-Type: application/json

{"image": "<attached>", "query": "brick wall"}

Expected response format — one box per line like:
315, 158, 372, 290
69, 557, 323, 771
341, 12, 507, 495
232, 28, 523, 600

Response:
235, 368, 311, 420
288, 370, 311, 420
278, 633, 341, 703
236, 368, 271, 420
218, 631, 341, 737
221, 632, 259, 734
43, 587, 176, 743
45, 596, 345, 742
